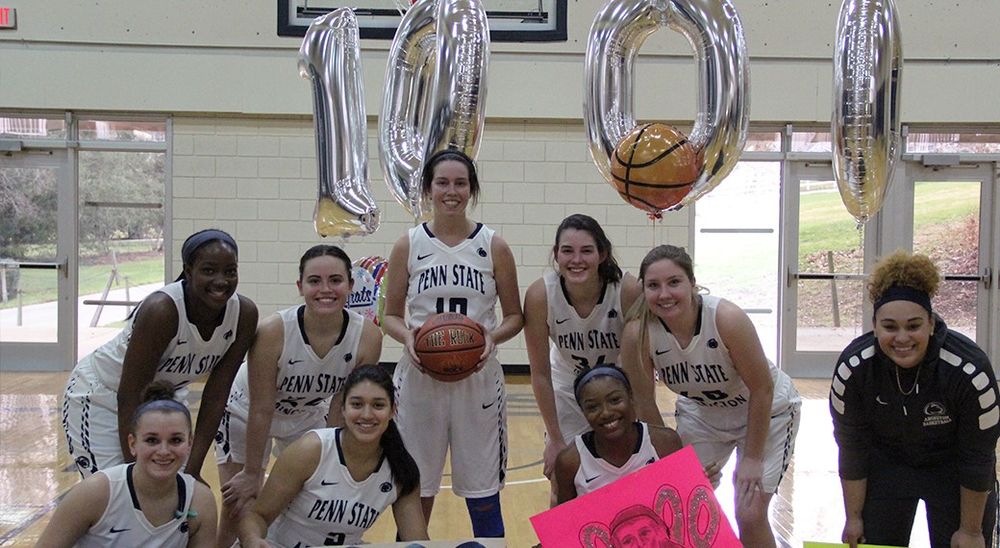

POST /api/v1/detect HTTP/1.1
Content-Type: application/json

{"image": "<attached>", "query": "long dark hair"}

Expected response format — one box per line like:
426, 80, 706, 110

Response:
341, 364, 419, 497
553, 214, 622, 284
299, 244, 353, 282
130, 379, 192, 435
420, 149, 481, 206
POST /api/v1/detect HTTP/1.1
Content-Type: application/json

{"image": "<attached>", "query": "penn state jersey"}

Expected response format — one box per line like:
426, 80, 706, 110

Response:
649, 295, 794, 421
545, 271, 624, 386
87, 280, 241, 391
573, 422, 658, 496
268, 428, 397, 547
405, 222, 498, 332
227, 307, 364, 439
77, 463, 195, 548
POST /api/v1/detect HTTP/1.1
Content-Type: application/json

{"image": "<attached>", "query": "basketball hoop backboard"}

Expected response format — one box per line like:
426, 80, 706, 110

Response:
278, 0, 566, 41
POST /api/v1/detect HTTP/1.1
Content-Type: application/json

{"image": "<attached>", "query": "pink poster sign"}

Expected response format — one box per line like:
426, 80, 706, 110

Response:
530, 446, 741, 547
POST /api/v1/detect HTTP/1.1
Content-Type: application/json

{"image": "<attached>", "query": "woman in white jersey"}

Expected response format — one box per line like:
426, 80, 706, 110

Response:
238, 364, 428, 546
39, 381, 217, 548
554, 365, 682, 504
523, 214, 641, 490
63, 229, 258, 480
382, 149, 523, 537
621, 244, 800, 548
214, 244, 382, 546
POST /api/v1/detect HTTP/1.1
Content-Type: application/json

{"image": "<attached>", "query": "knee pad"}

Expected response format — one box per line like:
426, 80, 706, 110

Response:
465, 493, 504, 538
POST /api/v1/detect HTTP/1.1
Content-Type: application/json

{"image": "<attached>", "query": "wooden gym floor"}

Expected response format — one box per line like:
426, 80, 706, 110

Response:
1, 372, 994, 547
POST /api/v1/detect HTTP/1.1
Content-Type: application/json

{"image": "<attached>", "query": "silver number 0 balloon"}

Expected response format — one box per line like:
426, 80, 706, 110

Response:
584, 0, 750, 209
380, 0, 490, 219
299, 8, 380, 238
832, 0, 902, 224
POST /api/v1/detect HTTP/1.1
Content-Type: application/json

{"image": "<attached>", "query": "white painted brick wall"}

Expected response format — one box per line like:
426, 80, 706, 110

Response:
173, 116, 692, 365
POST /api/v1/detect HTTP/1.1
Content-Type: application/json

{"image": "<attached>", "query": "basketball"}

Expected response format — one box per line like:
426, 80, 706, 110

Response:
610, 123, 703, 213
414, 313, 486, 382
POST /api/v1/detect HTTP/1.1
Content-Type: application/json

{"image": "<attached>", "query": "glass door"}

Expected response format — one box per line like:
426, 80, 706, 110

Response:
0, 149, 78, 371
895, 162, 996, 371
780, 161, 875, 377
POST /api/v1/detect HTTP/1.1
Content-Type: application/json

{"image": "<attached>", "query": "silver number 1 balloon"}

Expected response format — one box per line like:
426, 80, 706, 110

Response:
299, 8, 380, 238
832, 0, 903, 224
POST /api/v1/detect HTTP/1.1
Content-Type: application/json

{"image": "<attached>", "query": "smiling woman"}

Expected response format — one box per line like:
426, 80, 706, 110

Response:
213, 244, 382, 547
553, 365, 682, 506
620, 244, 801, 548
61, 229, 258, 484
37, 381, 218, 548
830, 251, 1000, 548
237, 364, 428, 546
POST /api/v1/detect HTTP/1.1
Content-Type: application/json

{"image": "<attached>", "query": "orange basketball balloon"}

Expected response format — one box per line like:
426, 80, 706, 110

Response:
610, 123, 702, 213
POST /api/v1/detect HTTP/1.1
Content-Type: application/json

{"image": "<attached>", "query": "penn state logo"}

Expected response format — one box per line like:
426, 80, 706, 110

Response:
708, 338, 719, 349
344, 352, 352, 362
179, 521, 190, 533
924, 401, 947, 416
380, 481, 393, 493
608, 309, 618, 318
477, 247, 487, 257
922, 401, 952, 427
223, 329, 233, 340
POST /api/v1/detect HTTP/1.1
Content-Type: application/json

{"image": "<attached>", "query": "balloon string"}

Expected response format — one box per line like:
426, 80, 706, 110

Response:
648, 211, 663, 247
856, 222, 865, 331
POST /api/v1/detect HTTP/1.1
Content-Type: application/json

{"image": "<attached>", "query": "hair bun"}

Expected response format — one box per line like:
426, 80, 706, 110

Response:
140, 379, 178, 404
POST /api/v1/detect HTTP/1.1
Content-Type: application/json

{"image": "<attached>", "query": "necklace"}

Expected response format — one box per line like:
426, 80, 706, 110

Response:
894, 362, 921, 415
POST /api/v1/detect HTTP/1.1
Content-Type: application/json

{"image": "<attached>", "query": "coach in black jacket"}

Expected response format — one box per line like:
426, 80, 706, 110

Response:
830, 251, 999, 548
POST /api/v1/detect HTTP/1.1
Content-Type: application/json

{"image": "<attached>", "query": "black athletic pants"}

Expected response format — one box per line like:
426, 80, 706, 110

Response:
862, 459, 997, 548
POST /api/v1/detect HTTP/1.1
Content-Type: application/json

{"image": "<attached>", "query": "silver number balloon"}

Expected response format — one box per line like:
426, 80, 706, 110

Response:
832, 0, 902, 224
380, 0, 490, 219
379, 0, 437, 218
584, 0, 750, 209
299, 8, 380, 238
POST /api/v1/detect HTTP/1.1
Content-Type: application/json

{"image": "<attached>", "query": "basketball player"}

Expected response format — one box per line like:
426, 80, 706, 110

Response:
554, 365, 682, 504
214, 244, 382, 547
523, 214, 641, 494
238, 365, 428, 545
38, 381, 217, 547
382, 149, 523, 537
62, 229, 258, 481
621, 245, 800, 548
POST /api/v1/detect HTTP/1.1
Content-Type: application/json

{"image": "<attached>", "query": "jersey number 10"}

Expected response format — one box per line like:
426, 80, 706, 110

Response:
435, 297, 469, 315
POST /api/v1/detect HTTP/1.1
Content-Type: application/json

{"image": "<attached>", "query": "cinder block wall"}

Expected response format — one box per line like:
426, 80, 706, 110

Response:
171, 116, 692, 365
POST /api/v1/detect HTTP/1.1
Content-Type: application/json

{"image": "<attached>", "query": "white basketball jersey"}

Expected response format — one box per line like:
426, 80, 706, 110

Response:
545, 271, 625, 387
405, 222, 498, 331
77, 463, 195, 548
573, 422, 658, 496
87, 280, 241, 391
228, 307, 365, 439
268, 428, 397, 547
648, 295, 794, 422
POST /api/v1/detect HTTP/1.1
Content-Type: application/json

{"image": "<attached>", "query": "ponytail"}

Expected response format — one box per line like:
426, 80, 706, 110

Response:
625, 292, 652, 377
380, 419, 420, 497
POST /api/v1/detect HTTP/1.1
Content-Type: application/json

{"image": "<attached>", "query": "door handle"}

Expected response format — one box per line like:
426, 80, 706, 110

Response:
2, 259, 68, 278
